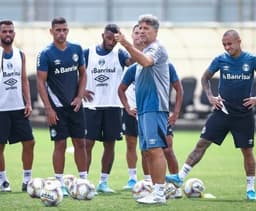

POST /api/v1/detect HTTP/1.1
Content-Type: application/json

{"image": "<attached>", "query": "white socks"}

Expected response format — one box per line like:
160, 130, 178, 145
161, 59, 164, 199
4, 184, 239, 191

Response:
0, 171, 7, 184
23, 169, 32, 184
79, 171, 88, 179
247, 176, 255, 192
99, 173, 109, 183
55, 173, 64, 186
128, 168, 137, 181
178, 163, 192, 181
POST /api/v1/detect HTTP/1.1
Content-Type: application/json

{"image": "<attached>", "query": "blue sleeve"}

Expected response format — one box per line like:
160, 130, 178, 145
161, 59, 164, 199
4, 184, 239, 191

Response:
169, 63, 179, 83
208, 56, 220, 73
83, 48, 89, 67
122, 64, 137, 86
36, 50, 49, 72
76, 45, 85, 67
118, 48, 130, 68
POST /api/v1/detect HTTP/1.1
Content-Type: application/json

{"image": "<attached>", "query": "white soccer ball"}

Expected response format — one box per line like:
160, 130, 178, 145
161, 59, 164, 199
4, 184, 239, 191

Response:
27, 178, 45, 198
164, 182, 177, 199
40, 180, 63, 206
132, 180, 153, 199
184, 178, 205, 198
63, 174, 76, 193
44, 177, 61, 188
70, 178, 95, 200
84, 180, 96, 200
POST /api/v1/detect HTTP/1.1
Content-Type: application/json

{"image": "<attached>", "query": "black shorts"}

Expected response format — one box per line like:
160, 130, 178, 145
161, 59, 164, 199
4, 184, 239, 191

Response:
200, 110, 255, 148
84, 107, 122, 142
0, 109, 34, 144
122, 109, 138, 137
50, 106, 85, 141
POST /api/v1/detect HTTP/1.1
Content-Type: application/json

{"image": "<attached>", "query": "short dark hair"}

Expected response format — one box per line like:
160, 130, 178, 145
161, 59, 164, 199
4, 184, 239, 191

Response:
51, 17, 67, 27
132, 24, 139, 32
104, 23, 120, 34
138, 14, 159, 30
0, 20, 13, 27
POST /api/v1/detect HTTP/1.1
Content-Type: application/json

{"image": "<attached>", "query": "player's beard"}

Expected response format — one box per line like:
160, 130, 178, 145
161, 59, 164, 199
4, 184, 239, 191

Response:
1, 37, 13, 46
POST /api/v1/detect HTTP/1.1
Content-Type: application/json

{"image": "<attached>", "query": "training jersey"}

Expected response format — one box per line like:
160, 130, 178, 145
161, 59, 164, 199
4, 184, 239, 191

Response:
37, 42, 85, 107
208, 51, 256, 116
123, 63, 179, 110
122, 40, 170, 115
83, 45, 129, 108
0, 47, 24, 111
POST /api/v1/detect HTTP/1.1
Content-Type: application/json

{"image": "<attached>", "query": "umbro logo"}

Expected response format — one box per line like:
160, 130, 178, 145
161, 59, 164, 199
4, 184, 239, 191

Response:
149, 139, 156, 145
4, 78, 17, 86
95, 74, 109, 83
54, 59, 61, 65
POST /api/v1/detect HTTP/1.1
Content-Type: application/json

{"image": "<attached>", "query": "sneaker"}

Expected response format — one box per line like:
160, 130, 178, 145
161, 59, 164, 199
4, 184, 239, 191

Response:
21, 183, 27, 192
96, 182, 115, 193
174, 188, 183, 198
1, 181, 11, 192
247, 190, 256, 200
165, 174, 183, 188
136, 192, 166, 204
61, 186, 69, 197
123, 179, 137, 190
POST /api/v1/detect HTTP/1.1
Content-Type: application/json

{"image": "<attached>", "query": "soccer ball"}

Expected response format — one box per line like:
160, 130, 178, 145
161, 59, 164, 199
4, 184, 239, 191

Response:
183, 178, 205, 198
69, 178, 95, 200
132, 180, 153, 199
27, 178, 45, 198
63, 174, 76, 193
44, 177, 61, 188
40, 180, 63, 206
164, 182, 177, 199
84, 180, 96, 200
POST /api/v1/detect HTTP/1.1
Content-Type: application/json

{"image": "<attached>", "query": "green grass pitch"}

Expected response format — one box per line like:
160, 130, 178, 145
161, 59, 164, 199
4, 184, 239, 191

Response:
1, 128, 256, 210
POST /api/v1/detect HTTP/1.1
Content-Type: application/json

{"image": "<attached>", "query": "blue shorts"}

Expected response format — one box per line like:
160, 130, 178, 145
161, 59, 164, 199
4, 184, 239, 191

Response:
138, 111, 168, 151
200, 110, 255, 148
50, 106, 85, 141
122, 109, 138, 137
0, 109, 34, 144
84, 107, 122, 142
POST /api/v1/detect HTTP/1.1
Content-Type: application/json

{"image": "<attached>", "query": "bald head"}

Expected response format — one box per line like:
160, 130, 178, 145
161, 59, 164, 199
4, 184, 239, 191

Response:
222, 29, 242, 57
223, 29, 240, 40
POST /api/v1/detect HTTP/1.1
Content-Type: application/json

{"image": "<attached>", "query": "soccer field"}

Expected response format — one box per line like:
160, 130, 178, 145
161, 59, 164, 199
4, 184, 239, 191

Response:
1, 128, 256, 211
